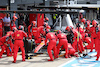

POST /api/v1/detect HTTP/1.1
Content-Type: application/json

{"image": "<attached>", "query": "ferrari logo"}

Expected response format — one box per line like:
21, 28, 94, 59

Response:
17, 34, 20, 37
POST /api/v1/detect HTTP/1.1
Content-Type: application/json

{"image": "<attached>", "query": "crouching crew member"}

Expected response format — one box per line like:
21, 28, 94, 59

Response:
56, 30, 68, 58
0, 36, 10, 58
68, 43, 78, 57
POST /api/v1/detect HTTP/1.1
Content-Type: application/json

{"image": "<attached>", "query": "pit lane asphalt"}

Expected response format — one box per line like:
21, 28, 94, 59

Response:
0, 51, 75, 67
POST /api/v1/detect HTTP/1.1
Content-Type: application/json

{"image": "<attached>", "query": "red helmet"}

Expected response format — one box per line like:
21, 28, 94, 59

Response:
87, 20, 91, 23
43, 22, 48, 27
32, 21, 36, 27
81, 18, 86, 24
13, 15, 17, 21
19, 25, 24, 30
45, 17, 49, 21
92, 20, 98, 27
69, 26, 73, 29
56, 30, 61, 34
46, 26, 51, 29
65, 26, 70, 31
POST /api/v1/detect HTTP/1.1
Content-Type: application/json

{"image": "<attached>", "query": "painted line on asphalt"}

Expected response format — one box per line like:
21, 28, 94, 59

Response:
58, 50, 99, 67
58, 58, 76, 67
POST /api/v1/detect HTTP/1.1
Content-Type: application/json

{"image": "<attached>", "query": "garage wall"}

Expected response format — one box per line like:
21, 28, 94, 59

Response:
0, 0, 8, 6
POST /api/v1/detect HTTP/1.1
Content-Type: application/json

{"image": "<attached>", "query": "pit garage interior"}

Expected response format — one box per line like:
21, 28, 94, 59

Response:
0, 0, 100, 67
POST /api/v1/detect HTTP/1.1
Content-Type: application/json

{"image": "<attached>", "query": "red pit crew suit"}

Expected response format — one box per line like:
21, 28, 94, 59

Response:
37, 25, 51, 43
28, 22, 42, 44
12, 30, 27, 63
57, 33, 68, 58
84, 21, 90, 34
84, 37, 92, 49
10, 21, 16, 31
6, 31, 14, 56
87, 20, 91, 23
68, 43, 78, 57
79, 13, 83, 22
32, 27, 42, 44
10, 14, 17, 31
90, 26, 97, 52
28, 21, 37, 39
38, 26, 46, 36
76, 27, 84, 37
38, 22, 51, 36
0, 21, 3, 38
28, 25, 32, 39
96, 30, 100, 61
76, 27, 85, 51
46, 25, 51, 33
45, 32, 57, 61
81, 18, 86, 24
0, 36, 8, 58
13, 14, 18, 21
82, 33, 92, 49
72, 29, 84, 53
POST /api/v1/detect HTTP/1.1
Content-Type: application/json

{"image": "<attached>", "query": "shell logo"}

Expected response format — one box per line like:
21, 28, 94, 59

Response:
17, 34, 20, 37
